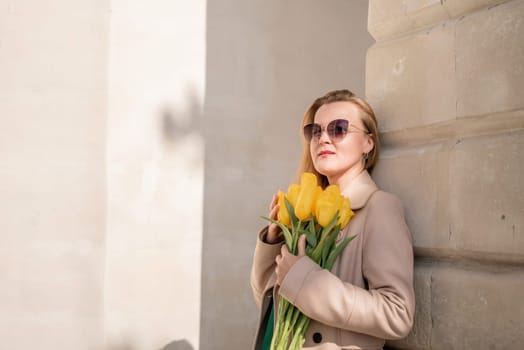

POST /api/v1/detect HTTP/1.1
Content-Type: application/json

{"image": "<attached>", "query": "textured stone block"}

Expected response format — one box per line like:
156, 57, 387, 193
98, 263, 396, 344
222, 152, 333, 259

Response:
456, 0, 524, 117
404, 0, 450, 31
368, 0, 507, 41
431, 265, 524, 349
443, 0, 509, 18
385, 262, 524, 350
366, 21, 456, 131
387, 264, 433, 350
367, 0, 524, 131
373, 145, 442, 249
374, 129, 524, 257
448, 130, 524, 256
368, 0, 419, 41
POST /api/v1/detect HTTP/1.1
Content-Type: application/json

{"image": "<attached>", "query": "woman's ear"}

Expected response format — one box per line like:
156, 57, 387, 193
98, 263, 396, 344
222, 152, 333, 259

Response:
364, 134, 374, 154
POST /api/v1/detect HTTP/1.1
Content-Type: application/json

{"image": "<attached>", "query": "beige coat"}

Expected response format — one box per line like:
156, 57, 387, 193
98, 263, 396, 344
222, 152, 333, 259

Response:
251, 171, 415, 350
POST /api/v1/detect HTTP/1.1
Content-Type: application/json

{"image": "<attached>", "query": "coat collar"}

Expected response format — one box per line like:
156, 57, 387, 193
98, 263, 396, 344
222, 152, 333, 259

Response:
341, 170, 378, 210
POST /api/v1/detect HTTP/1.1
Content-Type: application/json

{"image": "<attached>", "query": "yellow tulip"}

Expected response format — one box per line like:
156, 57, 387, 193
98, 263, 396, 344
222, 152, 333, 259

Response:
277, 190, 291, 227
324, 184, 341, 198
316, 200, 337, 227
311, 186, 322, 214
315, 185, 344, 227
287, 184, 301, 208
326, 185, 344, 210
294, 173, 318, 220
338, 197, 354, 228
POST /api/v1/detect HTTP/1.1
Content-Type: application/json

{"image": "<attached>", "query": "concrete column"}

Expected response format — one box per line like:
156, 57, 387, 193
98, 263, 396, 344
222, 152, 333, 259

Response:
201, 1, 373, 348
367, 0, 524, 348
104, 1, 206, 350
0, 1, 109, 349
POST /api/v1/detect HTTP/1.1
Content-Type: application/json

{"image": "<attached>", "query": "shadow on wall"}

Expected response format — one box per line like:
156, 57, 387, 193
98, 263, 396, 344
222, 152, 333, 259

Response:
108, 339, 194, 350
106, 86, 203, 350
160, 86, 203, 148
159, 339, 194, 350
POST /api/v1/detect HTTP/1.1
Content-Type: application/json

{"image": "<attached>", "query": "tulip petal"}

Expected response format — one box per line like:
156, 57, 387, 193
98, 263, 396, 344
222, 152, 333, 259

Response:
287, 184, 301, 208
277, 190, 291, 227
294, 173, 318, 221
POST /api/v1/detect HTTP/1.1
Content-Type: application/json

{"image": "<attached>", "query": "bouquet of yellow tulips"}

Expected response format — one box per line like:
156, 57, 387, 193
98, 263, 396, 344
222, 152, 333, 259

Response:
263, 172, 356, 350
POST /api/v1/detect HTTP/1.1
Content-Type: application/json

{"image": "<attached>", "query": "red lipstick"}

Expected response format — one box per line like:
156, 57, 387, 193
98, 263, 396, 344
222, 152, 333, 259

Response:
318, 150, 335, 158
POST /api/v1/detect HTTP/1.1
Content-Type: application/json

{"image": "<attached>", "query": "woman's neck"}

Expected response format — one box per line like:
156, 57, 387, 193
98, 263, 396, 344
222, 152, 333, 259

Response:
327, 164, 365, 191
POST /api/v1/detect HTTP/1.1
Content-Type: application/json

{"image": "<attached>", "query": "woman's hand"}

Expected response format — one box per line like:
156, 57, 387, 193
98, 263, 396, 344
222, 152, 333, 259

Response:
275, 234, 306, 285
266, 193, 284, 244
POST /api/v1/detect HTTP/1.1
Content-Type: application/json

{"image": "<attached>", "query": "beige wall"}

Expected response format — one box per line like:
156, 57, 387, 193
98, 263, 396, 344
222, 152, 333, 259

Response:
1, 1, 371, 348
201, 1, 373, 349
367, 0, 524, 349
0, 1, 108, 349
104, 1, 206, 350
0, 1, 206, 349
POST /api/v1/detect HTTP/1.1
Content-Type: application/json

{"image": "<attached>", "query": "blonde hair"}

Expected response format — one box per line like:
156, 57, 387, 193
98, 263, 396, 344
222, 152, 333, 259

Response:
296, 89, 380, 187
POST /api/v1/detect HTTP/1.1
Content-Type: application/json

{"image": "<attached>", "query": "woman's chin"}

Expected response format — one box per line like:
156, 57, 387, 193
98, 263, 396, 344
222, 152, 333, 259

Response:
314, 166, 340, 179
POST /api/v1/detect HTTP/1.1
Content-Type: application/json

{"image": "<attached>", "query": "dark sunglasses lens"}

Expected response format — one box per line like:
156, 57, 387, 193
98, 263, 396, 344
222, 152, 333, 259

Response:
303, 124, 321, 141
303, 124, 312, 141
327, 119, 349, 141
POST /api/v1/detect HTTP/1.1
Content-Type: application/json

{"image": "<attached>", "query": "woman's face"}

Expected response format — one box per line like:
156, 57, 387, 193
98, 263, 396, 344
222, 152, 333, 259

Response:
309, 101, 374, 181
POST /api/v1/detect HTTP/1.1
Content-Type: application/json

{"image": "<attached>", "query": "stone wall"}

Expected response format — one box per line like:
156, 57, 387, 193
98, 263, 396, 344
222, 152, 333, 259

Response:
367, 0, 524, 349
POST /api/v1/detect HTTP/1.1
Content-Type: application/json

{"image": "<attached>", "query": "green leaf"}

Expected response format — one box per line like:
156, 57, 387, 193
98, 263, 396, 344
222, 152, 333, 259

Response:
305, 219, 317, 247
284, 197, 298, 229
306, 246, 313, 256
308, 218, 317, 234
322, 210, 341, 237
321, 225, 341, 266
291, 220, 304, 254
324, 235, 357, 270
310, 212, 340, 263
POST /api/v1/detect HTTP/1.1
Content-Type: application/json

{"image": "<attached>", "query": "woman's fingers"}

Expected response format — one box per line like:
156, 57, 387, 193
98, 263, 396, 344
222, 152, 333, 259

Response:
266, 192, 283, 244
297, 234, 306, 257
275, 244, 302, 285
269, 193, 279, 211
269, 203, 279, 220
267, 208, 282, 243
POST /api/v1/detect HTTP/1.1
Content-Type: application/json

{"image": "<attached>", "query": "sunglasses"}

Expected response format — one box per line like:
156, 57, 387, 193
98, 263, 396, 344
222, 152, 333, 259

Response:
303, 119, 369, 143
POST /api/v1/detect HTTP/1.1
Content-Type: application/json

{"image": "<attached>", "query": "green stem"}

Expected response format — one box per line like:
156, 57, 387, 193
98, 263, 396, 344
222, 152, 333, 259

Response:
270, 297, 289, 350
277, 306, 302, 349
277, 307, 293, 349
289, 315, 310, 349
310, 227, 331, 263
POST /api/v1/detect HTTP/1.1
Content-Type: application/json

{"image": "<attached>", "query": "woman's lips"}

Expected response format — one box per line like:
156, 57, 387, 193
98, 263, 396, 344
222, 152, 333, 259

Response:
318, 150, 335, 158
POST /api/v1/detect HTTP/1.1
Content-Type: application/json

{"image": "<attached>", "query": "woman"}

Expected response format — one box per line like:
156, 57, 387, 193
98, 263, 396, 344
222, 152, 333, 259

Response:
251, 89, 415, 349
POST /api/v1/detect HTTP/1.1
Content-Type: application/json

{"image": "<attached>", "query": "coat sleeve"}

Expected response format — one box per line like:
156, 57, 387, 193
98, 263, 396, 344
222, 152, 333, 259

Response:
279, 192, 415, 339
250, 226, 284, 308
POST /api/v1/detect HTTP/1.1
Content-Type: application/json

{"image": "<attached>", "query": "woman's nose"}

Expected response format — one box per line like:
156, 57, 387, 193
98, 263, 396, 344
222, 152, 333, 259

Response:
317, 129, 332, 144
